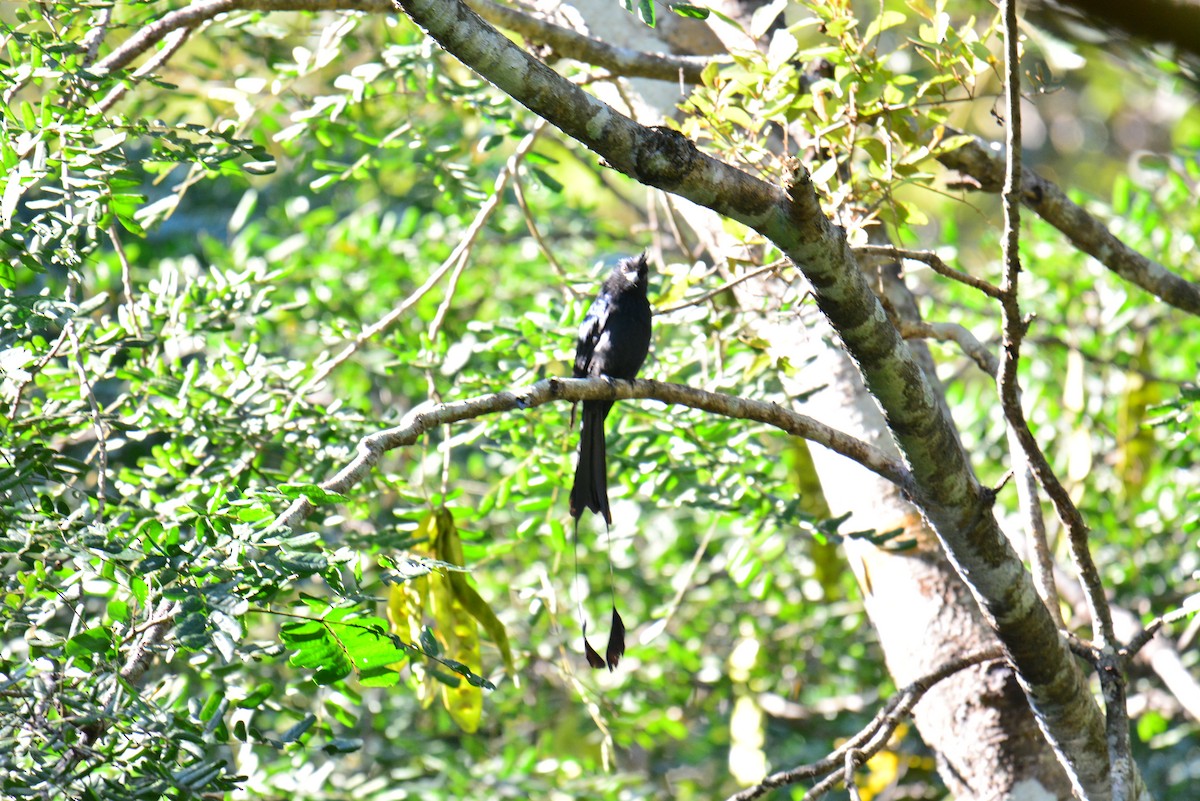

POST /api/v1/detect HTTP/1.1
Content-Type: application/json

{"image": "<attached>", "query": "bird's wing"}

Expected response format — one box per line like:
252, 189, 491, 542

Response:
574, 293, 611, 377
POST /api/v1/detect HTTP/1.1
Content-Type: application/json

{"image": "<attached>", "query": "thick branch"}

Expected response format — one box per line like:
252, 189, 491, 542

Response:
391, 0, 1113, 793
272, 377, 911, 529
939, 134, 1200, 317
93, 0, 711, 83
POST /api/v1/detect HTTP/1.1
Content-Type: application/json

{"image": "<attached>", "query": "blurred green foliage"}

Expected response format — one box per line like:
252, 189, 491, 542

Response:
1, 1, 1197, 799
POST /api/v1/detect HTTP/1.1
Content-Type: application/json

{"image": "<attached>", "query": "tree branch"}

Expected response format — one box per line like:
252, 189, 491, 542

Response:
93, 0, 714, 84
856, 245, 1003, 300
467, 0, 717, 82
272, 377, 913, 529
898, 319, 999, 375
995, 0, 1115, 655
997, 7, 1134, 798
727, 647, 1006, 801
939, 133, 1200, 317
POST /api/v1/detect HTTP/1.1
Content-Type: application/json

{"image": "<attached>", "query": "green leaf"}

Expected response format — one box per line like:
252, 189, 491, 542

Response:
65, 627, 113, 657
863, 10, 906, 43
670, 3, 709, 19
280, 714, 316, 744
278, 483, 348, 505
637, 0, 656, 27
239, 682, 275, 709
529, 167, 563, 194
322, 738, 364, 754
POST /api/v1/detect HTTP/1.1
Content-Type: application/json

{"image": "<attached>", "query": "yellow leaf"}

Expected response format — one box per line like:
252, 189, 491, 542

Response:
430, 565, 482, 732
430, 510, 483, 733
388, 512, 437, 705
438, 507, 517, 677
449, 574, 516, 676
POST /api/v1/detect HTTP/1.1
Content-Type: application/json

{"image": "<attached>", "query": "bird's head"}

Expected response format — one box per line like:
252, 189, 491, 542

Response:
616, 252, 649, 290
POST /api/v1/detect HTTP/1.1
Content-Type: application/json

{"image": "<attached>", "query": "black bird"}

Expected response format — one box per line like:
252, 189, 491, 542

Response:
569, 253, 652, 670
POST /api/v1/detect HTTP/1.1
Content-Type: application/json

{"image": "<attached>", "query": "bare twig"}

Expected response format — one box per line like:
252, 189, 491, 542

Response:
726, 647, 1006, 801
467, 0, 720, 83
7, 316, 73, 420
108, 225, 141, 337
1124, 601, 1200, 659
284, 123, 545, 418
855, 244, 1003, 300
656, 260, 788, 315
270, 376, 914, 530
844, 750, 863, 801
426, 253, 471, 347
93, 26, 196, 115
65, 324, 108, 519
996, 5, 1128, 797
1009, 429, 1064, 627
897, 319, 998, 374
658, 192, 700, 262
640, 522, 716, 644
510, 172, 566, 281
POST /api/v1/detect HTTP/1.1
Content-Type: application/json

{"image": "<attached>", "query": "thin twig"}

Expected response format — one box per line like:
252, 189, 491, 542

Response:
996, 4, 1126, 796
1124, 601, 1200, 658
108, 225, 141, 337
991, 5, 1114, 651
641, 522, 716, 643
7, 317, 73, 420
844, 750, 862, 801
855, 244, 1003, 299
726, 647, 1006, 801
92, 26, 196, 115
426, 253, 471, 347
656, 260, 788, 315
65, 324, 108, 519
510, 172, 565, 281
897, 319, 998, 374
659, 192, 699, 262
508, 153, 566, 282
1009, 428, 1064, 627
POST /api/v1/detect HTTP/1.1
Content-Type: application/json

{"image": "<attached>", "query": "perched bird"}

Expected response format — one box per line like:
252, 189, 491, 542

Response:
570, 253, 653, 522
569, 253, 652, 670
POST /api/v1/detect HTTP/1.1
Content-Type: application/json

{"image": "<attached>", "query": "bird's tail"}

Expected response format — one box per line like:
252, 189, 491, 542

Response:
569, 400, 612, 525
569, 400, 626, 670
573, 516, 627, 671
